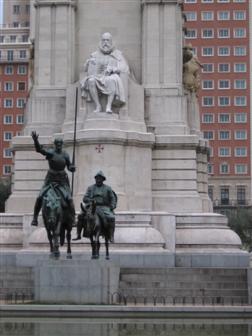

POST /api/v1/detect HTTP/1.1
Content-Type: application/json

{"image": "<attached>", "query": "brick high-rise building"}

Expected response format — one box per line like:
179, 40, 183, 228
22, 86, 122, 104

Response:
0, 0, 30, 178
184, 0, 251, 210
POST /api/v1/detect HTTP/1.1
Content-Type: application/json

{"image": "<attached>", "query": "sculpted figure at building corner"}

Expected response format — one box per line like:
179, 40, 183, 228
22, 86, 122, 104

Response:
183, 44, 203, 94
80, 32, 129, 113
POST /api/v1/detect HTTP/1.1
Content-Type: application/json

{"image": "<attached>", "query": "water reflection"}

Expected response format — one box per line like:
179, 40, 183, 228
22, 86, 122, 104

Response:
0, 319, 251, 336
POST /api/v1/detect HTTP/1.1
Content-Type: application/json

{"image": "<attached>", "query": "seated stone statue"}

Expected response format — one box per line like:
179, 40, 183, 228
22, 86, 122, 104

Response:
80, 32, 129, 113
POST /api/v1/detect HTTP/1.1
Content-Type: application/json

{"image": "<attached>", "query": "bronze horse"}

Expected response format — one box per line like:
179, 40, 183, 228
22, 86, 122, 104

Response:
77, 201, 110, 260
42, 184, 74, 259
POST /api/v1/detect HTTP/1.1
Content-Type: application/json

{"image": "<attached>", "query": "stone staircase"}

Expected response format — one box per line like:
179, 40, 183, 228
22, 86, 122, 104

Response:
0, 266, 34, 302
119, 267, 248, 305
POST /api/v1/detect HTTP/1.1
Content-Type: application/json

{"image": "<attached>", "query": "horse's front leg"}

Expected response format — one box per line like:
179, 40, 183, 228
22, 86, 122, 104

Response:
66, 229, 72, 259
105, 237, 110, 260
95, 232, 100, 259
46, 229, 54, 255
53, 231, 60, 259
90, 236, 96, 259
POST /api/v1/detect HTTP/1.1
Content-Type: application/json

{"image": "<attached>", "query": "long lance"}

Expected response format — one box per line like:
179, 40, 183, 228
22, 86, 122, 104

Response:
71, 87, 78, 196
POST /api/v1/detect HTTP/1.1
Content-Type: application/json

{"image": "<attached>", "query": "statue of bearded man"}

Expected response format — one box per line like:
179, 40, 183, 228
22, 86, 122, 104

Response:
80, 32, 129, 113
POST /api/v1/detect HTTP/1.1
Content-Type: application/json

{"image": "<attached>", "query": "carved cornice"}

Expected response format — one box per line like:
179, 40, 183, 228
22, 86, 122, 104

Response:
141, 0, 182, 5
34, 0, 77, 8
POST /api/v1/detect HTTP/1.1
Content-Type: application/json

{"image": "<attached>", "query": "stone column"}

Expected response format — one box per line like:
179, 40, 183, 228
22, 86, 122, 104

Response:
142, 0, 212, 212
24, 0, 77, 135
142, 0, 187, 135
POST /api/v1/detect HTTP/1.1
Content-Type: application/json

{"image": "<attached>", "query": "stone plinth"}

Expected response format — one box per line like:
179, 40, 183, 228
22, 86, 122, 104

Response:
34, 260, 119, 304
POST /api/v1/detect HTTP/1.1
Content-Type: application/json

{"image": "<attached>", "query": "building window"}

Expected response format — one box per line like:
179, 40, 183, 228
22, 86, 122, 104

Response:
235, 130, 247, 140
202, 97, 214, 106
234, 113, 247, 123
219, 131, 230, 140
186, 29, 197, 39
234, 79, 246, 89
16, 115, 24, 124
22, 35, 29, 42
219, 114, 230, 123
17, 82, 26, 91
202, 63, 214, 73
234, 96, 246, 106
0, 35, 4, 43
219, 147, 230, 157
13, 22, 19, 27
3, 165, 11, 175
185, 12, 197, 21
7, 50, 14, 61
235, 147, 247, 157
218, 96, 230, 106
233, 11, 246, 20
3, 148, 12, 158
202, 47, 214, 56
218, 80, 230, 89
17, 99, 25, 108
13, 5, 20, 14
218, 11, 230, 20
4, 82, 13, 92
202, 114, 214, 123
10, 35, 16, 42
220, 187, 229, 205
4, 132, 13, 141
220, 164, 229, 174
208, 186, 213, 201
217, 0, 230, 2
202, 0, 214, 2
26, 4, 30, 14
19, 50, 26, 59
234, 63, 246, 73
5, 65, 13, 75
208, 164, 214, 174
202, 29, 214, 38
235, 164, 247, 174
218, 29, 229, 38
17, 65, 27, 75
233, 28, 246, 38
202, 80, 214, 89
218, 47, 230, 56
203, 131, 214, 140
4, 99, 13, 108
218, 63, 230, 72
3, 115, 13, 124
201, 11, 214, 20
237, 187, 246, 205
234, 46, 246, 56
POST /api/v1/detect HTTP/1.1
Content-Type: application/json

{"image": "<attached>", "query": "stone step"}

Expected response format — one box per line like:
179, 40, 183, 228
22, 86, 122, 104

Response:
120, 280, 247, 290
121, 267, 247, 276
119, 288, 248, 297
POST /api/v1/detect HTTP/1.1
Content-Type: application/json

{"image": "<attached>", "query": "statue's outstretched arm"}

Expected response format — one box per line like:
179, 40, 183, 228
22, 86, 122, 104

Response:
31, 131, 47, 156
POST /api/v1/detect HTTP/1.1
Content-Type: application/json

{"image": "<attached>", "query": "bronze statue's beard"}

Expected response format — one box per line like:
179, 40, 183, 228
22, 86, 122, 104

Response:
99, 43, 114, 54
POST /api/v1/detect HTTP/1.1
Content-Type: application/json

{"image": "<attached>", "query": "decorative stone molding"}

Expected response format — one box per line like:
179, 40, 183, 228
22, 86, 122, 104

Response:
34, 0, 76, 8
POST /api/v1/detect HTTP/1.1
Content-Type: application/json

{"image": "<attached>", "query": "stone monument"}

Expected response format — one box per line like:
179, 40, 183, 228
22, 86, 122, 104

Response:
1, 0, 247, 271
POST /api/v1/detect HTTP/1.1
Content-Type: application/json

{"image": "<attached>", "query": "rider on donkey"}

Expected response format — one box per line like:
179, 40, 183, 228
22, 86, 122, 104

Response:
30, 131, 76, 227
73, 171, 117, 242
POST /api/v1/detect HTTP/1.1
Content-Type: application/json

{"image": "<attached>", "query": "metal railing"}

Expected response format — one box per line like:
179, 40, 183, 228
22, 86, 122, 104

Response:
109, 292, 249, 306
0, 288, 34, 304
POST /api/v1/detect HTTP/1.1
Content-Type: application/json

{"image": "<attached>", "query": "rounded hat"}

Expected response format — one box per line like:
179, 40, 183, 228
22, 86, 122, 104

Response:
95, 170, 106, 180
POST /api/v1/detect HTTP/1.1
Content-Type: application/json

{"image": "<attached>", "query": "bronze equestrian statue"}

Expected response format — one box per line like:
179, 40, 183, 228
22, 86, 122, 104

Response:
74, 171, 117, 259
31, 131, 75, 258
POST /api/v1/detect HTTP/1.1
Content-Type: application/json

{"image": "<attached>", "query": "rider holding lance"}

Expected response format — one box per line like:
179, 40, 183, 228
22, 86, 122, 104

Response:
30, 131, 76, 227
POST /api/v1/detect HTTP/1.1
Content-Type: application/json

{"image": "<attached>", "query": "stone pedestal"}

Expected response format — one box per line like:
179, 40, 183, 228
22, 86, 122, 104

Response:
34, 260, 119, 304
